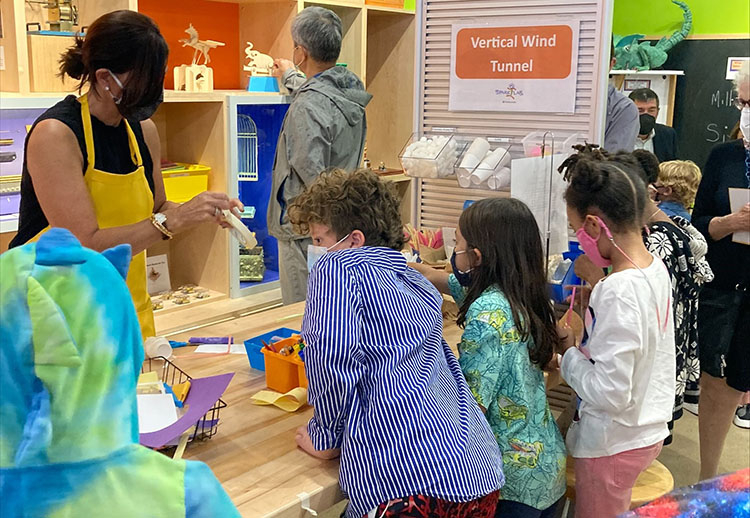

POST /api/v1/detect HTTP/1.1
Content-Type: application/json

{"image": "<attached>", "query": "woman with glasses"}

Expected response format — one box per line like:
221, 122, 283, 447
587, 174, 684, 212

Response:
691, 60, 750, 479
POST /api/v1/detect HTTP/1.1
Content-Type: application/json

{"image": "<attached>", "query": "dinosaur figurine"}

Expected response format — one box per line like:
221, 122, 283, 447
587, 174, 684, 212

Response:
613, 0, 692, 71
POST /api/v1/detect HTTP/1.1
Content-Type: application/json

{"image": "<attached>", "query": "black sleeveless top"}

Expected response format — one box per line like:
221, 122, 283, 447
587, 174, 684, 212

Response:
10, 95, 155, 248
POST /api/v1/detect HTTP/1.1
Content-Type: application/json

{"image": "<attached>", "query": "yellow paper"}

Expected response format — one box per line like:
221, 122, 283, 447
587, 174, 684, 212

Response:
138, 371, 159, 385
250, 387, 308, 412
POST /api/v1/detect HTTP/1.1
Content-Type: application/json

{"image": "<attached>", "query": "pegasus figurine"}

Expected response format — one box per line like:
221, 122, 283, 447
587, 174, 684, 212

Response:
613, 0, 692, 71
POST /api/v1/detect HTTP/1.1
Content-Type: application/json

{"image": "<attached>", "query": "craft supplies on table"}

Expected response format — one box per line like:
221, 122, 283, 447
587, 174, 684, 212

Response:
244, 327, 299, 371
259, 334, 308, 393
250, 387, 308, 412
138, 356, 230, 450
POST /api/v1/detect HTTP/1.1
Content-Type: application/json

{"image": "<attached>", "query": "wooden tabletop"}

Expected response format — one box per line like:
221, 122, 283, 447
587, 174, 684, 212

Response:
168, 301, 559, 517
167, 301, 463, 518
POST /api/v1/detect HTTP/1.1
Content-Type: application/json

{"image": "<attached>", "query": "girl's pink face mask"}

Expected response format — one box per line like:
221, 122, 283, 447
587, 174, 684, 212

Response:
576, 216, 613, 268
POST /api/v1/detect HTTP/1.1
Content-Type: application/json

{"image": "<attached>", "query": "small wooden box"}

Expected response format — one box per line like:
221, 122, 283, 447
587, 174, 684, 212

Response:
27, 33, 76, 92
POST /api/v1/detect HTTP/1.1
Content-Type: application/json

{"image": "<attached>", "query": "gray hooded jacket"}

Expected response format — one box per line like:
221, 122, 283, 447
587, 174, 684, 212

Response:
268, 66, 372, 241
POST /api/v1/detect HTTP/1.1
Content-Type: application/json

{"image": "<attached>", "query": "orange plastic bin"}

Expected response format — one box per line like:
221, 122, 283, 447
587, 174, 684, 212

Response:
261, 348, 308, 393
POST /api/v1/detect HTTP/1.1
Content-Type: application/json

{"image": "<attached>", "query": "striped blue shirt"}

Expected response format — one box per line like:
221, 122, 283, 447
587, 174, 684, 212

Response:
303, 247, 504, 518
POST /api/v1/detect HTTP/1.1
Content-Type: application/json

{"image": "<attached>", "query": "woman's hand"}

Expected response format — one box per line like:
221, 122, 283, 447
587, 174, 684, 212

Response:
162, 192, 243, 233
728, 203, 750, 232
295, 425, 340, 460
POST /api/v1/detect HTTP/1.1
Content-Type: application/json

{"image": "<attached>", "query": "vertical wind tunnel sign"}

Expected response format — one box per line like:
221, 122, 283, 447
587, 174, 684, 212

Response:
450, 21, 580, 113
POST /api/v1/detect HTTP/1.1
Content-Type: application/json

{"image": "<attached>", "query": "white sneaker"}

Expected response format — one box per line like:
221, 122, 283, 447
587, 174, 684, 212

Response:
683, 402, 699, 416
734, 405, 750, 429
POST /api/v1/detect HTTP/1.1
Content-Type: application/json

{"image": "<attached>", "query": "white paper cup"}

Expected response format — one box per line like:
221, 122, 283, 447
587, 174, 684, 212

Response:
144, 336, 172, 359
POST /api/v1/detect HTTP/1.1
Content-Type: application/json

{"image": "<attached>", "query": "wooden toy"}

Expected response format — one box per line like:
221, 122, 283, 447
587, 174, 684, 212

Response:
173, 24, 225, 92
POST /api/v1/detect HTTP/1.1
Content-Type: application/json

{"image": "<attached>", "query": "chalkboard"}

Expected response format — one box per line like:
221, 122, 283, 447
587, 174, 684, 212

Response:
660, 39, 749, 169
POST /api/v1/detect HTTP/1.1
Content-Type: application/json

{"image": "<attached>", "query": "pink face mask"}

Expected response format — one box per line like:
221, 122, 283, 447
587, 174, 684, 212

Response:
576, 216, 614, 268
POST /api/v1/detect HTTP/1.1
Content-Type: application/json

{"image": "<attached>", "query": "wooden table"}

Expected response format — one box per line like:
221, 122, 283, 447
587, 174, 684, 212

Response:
168, 301, 557, 517
169, 302, 340, 518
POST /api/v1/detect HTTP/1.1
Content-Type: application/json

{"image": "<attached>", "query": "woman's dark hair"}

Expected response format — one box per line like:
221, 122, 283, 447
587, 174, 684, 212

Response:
562, 156, 648, 232
59, 10, 168, 115
457, 198, 558, 367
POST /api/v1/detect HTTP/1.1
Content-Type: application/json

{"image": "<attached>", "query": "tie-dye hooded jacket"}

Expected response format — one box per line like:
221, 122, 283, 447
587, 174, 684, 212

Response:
0, 229, 239, 518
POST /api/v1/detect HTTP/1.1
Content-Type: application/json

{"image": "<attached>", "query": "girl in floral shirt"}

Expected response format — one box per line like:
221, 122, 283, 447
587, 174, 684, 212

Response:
413, 198, 567, 518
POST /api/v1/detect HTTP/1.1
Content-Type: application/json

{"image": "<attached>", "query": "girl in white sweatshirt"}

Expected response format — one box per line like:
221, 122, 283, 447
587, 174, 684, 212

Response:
557, 156, 676, 518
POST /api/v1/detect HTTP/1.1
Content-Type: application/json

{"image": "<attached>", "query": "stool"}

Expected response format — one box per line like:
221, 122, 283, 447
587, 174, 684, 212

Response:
563, 457, 675, 514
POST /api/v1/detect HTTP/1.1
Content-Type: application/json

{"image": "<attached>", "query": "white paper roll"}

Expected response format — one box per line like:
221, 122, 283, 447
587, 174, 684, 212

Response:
487, 167, 512, 190
496, 147, 512, 169
456, 154, 480, 177
457, 173, 472, 188
144, 336, 172, 359
478, 147, 509, 171
470, 166, 496, 185
465, 137, 490, 160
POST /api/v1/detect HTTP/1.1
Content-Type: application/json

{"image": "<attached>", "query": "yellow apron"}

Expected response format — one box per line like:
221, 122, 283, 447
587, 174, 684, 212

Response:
33, 94, 156, 338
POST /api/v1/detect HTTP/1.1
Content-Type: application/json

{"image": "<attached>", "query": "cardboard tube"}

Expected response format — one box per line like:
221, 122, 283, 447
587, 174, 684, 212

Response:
457, 173, 472, 188
470, 166, 495, 185
456, 153, 481, 177
487, 167, 511, 190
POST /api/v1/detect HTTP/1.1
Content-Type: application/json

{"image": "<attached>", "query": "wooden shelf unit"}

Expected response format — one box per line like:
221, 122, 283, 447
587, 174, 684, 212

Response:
1, 0, 416, 331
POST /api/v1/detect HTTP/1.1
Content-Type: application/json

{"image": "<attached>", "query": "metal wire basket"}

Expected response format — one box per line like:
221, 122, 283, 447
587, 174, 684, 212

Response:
140, 356, 227, 444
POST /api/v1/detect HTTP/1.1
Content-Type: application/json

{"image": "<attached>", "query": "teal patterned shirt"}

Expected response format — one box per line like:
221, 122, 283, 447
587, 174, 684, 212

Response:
449, 275, 567, 510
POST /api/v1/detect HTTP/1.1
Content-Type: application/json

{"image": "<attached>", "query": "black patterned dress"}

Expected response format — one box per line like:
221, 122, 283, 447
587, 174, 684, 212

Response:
644, 216, 714, 443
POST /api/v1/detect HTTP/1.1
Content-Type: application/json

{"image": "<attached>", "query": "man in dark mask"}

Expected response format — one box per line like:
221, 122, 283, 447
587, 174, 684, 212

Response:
629, 88, 679, 162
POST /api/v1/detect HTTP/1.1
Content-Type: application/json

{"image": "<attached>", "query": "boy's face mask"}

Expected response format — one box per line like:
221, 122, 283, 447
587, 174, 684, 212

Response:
307, 233, 351, 272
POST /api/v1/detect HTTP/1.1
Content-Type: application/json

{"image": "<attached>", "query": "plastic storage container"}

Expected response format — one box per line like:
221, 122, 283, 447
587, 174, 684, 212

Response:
243, 327, 298, 372
548, 241, 584, 303
261, 347, 308, 393
399, 132, 458, 179
521, 132, 579, 158
162, 163, 210, 203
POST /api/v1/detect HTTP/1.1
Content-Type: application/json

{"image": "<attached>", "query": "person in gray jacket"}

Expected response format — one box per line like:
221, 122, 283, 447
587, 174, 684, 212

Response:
269, 6, 372, 304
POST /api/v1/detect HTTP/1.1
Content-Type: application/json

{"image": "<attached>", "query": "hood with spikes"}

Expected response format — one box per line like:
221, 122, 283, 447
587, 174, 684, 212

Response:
0, 228, 142, 467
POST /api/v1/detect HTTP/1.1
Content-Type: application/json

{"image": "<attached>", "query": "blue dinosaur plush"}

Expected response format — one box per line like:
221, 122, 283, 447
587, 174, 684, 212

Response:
613, 0, 693, 71
0, 228, 240, 518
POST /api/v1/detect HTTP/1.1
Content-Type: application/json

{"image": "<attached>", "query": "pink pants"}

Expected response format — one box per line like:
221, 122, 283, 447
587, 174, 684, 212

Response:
574, 442, 663, 518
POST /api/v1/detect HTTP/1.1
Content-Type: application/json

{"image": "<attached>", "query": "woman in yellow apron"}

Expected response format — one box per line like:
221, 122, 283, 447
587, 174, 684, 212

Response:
10, 10, 242, 338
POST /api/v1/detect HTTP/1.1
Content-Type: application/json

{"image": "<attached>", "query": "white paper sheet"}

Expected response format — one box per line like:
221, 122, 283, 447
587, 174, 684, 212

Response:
729, 187, 750, 245
193, 343, 247, 354
137, 393, 178, 434
511, 154, 569, 255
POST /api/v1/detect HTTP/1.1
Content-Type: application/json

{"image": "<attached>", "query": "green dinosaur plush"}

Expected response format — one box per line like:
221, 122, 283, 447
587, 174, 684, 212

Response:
613, 0, 693, 71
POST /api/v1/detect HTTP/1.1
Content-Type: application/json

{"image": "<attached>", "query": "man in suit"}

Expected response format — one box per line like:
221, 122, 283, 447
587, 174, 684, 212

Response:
628, 88, 679, 162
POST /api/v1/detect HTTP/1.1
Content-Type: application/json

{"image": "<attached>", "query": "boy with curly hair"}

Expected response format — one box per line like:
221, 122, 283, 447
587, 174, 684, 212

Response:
655, 160, 702, 221
288, 169, 504, 518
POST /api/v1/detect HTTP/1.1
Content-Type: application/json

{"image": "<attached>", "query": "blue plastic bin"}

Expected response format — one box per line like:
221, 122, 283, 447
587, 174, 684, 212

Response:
549, 241, 584, 303
244, 327, 299, 371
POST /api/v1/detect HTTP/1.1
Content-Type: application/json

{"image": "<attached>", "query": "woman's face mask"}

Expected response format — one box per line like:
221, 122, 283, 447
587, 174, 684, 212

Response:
106, 70, 163, 121
307, 233, 351, 272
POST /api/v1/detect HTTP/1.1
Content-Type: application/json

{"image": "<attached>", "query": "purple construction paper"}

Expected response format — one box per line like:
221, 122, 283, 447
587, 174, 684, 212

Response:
189, 337, 232, 344
139, 372, 234, 448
